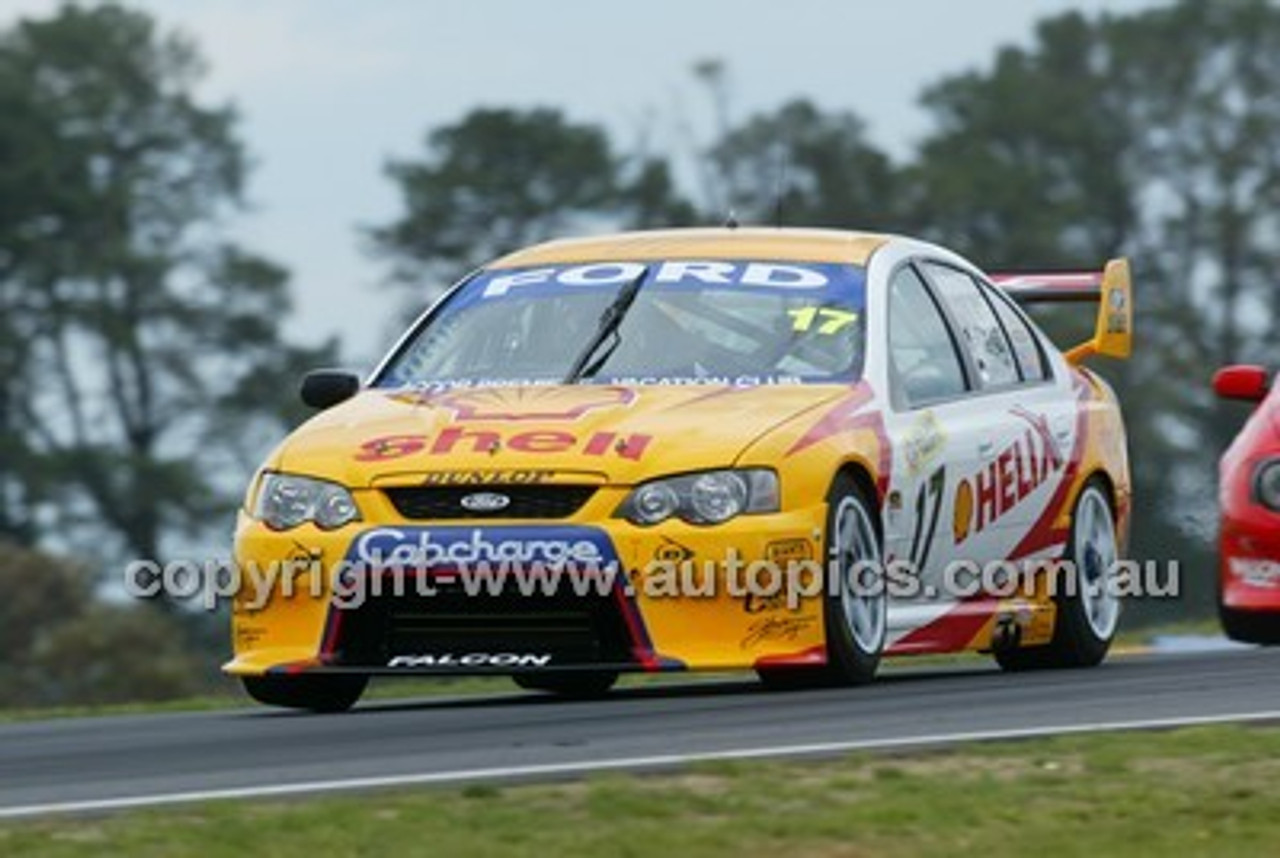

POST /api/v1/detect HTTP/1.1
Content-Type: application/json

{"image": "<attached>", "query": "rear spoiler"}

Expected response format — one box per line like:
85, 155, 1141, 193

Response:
990, 258, 1132, 366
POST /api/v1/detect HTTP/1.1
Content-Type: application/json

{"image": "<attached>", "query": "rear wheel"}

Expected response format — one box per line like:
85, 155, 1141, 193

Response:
241, 674, 368, 713
513, 671, 618, 698
1219, 605, 1280, 645
995, 480, 1120, 671
756, 473, 885, 689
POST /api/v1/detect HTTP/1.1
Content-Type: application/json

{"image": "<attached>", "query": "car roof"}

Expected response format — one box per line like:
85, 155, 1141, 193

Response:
487, 227, 892, 269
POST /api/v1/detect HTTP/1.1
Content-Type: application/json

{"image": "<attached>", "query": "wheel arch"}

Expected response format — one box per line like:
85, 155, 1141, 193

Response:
1084, 468, 1118, 515
1083, 466, 1130, 558
831, 458, 884, 540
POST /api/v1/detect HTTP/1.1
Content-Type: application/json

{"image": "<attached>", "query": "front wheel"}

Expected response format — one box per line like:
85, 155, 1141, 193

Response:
995, 480, 1120, 671
757, 474, 885, 689
241, 674, 368, 713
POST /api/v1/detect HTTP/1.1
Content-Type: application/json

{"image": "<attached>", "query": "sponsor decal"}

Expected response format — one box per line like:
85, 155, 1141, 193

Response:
1006, 380, 1089, 562
355, 429, 652, 462
234, 624, 266, 647
433, 386, 636, 421
953, 479, 975, 544
357, 435, 431, 462
952, 409, 1064, 544
1230, 558, 1280, 588
1106, 287, 1129, 334
351, 526, 612, 570
902, 411, 946, 477
654, 539, 694, 564
480, 261, 834, 299
740, 615, 817, 649
422, 469, 558, 486
459, 492, 511, 513
395, 375, 808, 391
600, 374, 803, 387
744, 592, 790, 614
765, 538, 812, 565
886, 490, 904, 529
387, 653, 553, 668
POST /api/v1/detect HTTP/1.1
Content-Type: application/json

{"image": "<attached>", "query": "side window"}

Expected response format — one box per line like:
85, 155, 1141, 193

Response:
983, 284, 1050, 382
888, 266, 968, 407
924, 264, 1019, 389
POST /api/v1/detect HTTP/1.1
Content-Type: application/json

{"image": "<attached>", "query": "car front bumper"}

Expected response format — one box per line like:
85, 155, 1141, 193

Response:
223, 495, 831, 677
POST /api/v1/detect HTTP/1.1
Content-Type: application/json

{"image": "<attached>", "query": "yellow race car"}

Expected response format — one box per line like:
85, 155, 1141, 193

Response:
225, 228, 1133, 711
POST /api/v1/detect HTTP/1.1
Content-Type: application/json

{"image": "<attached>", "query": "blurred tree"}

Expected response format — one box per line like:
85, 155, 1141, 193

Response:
371, 107, 695, 303
911, 0, 1280, 620
0, 40, 56, 546
0, 4, 333, 566
678, 60, 905, 229
908, 12, 1136, 266
0, 543, 209, 706
1108, 0, 1280, 434
705, 98, 905, 230
617, 156, 698, 231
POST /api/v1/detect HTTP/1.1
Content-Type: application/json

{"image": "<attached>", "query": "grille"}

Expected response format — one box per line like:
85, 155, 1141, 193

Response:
331, 585, 634, 668
384, 485, 596, 520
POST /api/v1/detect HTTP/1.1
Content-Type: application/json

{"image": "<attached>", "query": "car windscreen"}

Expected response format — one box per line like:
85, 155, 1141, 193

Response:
376, 260, 867, 389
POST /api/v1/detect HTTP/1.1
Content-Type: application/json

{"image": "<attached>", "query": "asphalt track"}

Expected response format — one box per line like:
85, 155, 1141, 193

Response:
3, 647, 1280, 819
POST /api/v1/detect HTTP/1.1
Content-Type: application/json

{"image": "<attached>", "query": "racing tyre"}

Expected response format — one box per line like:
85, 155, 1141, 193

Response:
1219, 606, 1280, 645
757, 473, 885, 689
241, 674, 368, 713
513, 671, 618, 697
995, 480, 1121, 671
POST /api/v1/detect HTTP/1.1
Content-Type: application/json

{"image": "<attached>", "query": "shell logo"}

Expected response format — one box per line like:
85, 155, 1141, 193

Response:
953, 479, 975, 544
432, 386, 637, 422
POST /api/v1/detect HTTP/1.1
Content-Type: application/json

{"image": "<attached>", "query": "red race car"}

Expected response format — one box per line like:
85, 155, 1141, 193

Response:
1214, 365, 1280, 643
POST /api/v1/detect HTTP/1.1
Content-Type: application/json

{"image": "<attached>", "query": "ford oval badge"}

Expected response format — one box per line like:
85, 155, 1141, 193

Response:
460, 492, 512, 513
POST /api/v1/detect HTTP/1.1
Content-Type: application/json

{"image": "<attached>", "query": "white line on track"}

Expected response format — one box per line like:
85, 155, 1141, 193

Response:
4, 709, 1279, 819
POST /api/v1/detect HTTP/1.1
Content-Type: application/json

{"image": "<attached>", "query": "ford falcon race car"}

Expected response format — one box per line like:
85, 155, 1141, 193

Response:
1213, 364, 1280, 643
225, 228, 1133, 711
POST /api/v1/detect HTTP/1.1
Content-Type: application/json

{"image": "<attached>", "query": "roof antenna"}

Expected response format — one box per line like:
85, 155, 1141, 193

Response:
773, 141, 789, 228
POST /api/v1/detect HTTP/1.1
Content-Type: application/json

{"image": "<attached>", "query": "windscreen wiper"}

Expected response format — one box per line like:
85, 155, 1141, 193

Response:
563, 267, 648, 383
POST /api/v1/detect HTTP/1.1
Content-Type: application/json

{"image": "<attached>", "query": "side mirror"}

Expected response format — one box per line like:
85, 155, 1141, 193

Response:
1213, 365, 1270, 403
300, 369, 361, 410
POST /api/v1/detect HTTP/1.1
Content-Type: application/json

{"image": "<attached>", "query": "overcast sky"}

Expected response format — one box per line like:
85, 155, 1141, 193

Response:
1, 0, 1163, 362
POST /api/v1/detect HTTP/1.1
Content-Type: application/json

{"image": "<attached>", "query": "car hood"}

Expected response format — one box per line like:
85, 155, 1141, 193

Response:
276, 384, 851, 486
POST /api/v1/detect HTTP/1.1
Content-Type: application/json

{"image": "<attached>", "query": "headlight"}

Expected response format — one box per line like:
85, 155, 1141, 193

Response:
630, 482, 681, 525
1257, 459, 1280, 512
253, 473, 361, 531
616, 469, 779, 525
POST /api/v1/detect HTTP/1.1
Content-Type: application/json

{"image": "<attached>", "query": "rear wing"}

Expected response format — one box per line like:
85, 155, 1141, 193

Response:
990, 258, 1132, 366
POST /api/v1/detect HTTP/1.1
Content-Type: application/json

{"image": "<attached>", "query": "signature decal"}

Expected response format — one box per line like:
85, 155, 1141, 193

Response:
740, 615, 817, 649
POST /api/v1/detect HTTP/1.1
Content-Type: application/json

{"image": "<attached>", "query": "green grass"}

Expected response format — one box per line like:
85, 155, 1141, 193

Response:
0, 694, 242, 723
3, 725, 1278, 856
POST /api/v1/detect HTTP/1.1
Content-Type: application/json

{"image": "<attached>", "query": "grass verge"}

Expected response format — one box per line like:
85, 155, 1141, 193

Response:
2, 724, 1277, 856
